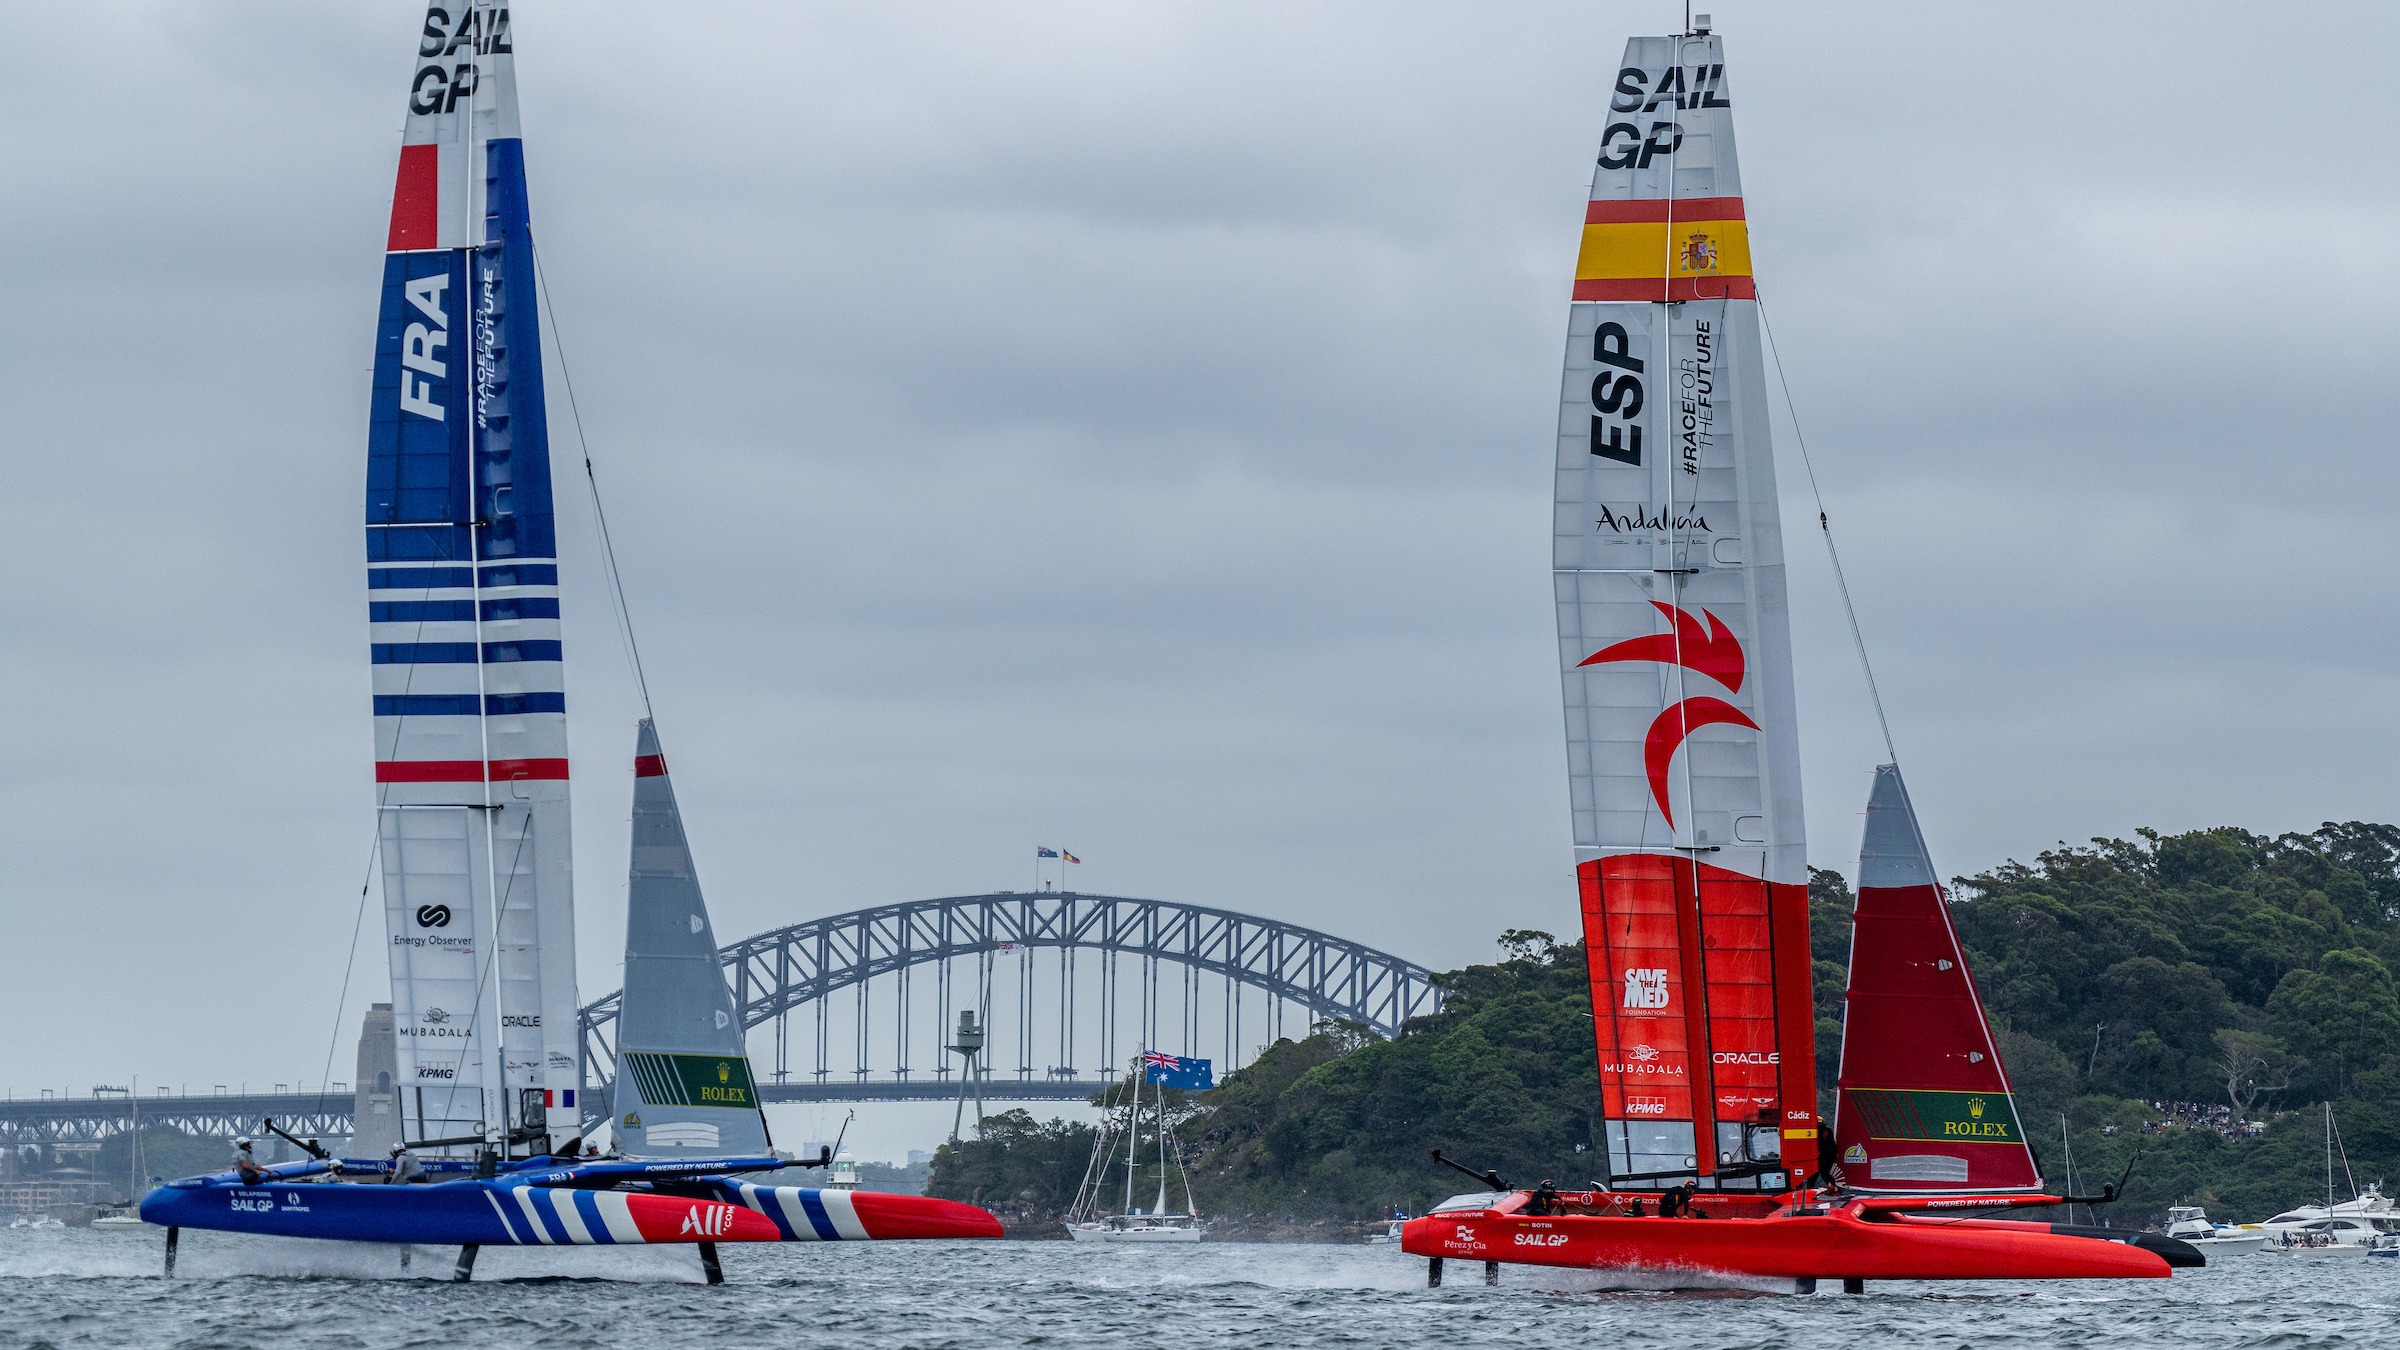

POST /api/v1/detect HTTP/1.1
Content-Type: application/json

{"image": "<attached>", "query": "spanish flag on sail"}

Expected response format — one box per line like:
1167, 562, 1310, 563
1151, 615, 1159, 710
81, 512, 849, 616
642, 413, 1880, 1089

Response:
1573, 196, 1754, 302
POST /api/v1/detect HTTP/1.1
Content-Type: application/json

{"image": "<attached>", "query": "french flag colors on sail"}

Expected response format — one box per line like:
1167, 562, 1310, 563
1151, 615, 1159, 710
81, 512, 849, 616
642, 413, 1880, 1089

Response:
1557, 32, 1817, 1188
1831, 767, 2041, 1193
368, 3, 582, 1152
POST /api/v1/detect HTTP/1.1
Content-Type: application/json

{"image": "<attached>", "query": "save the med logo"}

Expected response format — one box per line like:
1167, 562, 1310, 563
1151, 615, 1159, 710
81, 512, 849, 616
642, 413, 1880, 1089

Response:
1621, 967, 1670, 1010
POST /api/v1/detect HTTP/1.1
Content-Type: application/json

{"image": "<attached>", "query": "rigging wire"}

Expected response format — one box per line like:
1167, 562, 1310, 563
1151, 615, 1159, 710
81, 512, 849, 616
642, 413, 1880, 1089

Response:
1756, 297, 1900, 769
315, 840, 382, 1103
531, 235, 655, 721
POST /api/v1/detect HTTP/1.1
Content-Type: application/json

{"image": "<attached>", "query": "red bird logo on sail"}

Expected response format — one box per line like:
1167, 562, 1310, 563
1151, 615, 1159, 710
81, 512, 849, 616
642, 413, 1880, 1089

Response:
1577, 603, 1756, 827
1577, 602, 1744, 692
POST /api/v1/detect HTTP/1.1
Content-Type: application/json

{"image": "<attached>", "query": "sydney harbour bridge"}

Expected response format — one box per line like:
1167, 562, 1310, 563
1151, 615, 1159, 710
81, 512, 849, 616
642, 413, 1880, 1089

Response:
0, 892, 1445, 1146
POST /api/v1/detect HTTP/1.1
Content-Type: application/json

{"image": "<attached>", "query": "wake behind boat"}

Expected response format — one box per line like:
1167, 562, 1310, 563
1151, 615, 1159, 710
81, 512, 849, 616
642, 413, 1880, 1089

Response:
1399, 17, 2198, 1289
138, 2, 999, 1278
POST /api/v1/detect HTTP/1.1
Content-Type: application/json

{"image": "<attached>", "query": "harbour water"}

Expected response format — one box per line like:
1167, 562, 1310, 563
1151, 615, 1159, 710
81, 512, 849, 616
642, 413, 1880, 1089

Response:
0, 1227, 2381, 1349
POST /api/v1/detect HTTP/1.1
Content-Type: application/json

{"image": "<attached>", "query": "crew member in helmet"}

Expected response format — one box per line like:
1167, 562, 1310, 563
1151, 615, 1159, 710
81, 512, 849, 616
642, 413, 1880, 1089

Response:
387, 1143, 424, 1185
232, 1137, 267, 1185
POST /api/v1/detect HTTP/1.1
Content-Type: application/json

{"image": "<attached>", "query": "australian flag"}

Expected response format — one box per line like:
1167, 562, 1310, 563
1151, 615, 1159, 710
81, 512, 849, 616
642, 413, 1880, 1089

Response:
1142, 1051, 1213, 1091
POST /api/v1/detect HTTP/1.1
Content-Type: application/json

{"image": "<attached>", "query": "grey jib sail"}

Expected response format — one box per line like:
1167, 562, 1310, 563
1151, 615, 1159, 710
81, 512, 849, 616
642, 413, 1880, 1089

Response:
609, 720, 772, 1157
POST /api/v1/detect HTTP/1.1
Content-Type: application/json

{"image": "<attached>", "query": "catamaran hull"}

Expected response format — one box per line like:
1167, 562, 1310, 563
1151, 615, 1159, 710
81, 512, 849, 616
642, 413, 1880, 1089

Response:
140, 1181, 1000, 1247
1402, 1210, 2173, 1282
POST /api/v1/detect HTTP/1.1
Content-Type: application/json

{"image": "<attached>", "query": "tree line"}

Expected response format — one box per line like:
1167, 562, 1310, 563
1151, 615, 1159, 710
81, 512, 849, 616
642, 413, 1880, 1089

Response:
929, 821, 2400, 1228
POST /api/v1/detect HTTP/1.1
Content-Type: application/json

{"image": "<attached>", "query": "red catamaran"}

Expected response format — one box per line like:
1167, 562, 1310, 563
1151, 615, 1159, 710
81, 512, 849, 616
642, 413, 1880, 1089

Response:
1400, 18, 2196, 1289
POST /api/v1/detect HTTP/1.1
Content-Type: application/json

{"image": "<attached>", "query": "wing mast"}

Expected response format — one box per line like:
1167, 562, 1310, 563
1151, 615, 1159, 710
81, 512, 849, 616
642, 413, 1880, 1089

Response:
1559, 25, 1817, 1189
369, 3, 580, 1156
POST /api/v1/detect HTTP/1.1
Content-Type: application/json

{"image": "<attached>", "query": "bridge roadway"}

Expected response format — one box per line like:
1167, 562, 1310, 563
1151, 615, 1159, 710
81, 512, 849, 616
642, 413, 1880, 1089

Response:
0, 1079, 1124, 1148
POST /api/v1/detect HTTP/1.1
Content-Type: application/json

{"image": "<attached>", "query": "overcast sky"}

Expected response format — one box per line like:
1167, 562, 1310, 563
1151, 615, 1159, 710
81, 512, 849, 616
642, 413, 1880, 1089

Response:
5, 1, 2398, 1121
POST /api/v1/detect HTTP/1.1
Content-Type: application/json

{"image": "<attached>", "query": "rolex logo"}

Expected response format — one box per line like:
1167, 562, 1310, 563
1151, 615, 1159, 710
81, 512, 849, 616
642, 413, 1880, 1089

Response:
1968, 1097, 1986, 1119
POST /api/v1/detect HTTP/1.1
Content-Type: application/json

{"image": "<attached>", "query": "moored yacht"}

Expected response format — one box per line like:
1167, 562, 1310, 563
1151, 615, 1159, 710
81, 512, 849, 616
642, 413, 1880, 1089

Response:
2161, 1207, 2265, 1256
1065, 1057, 1206, 1244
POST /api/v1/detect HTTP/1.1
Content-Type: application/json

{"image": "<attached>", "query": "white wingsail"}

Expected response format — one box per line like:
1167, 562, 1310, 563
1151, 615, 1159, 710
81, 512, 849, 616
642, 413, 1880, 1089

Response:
1559, 29, 1819, 1188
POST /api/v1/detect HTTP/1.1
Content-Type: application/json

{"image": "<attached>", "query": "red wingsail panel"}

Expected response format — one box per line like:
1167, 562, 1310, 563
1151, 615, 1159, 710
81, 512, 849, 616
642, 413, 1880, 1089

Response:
1832, 765, 2040, 1192
1581, 854, 1816, 1185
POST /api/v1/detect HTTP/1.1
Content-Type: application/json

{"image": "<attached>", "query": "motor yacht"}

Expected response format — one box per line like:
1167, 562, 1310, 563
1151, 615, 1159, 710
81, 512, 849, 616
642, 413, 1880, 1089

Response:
2162, 1207, 2266, 1256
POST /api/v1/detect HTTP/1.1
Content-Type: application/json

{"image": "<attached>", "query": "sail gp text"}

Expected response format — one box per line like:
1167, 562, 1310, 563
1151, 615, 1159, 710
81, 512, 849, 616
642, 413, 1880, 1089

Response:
409, 8, 512, 115
1594, 64, 1729, 170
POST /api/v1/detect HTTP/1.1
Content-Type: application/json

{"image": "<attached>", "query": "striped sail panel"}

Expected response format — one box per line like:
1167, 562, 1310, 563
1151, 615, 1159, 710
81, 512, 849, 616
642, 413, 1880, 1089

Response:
610, 721, 773, 1158
1832, 766, 2041, 1193
371, 2, 580, 1150
1561, 33, 1815, 1187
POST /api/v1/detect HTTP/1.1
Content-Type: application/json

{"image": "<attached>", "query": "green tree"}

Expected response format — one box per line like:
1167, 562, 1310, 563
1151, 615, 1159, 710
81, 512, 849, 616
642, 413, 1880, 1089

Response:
925, 1110, 1096, 1227
2267, 949, 2400, 1097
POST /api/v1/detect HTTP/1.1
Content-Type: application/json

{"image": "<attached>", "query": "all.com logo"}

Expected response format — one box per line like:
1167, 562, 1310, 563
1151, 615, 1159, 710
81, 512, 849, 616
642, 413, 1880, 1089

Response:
415, 904, 451, 929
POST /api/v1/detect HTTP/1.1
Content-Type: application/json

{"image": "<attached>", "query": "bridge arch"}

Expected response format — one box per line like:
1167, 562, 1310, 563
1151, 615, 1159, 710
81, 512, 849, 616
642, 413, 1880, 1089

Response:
578, 892, 1445, 1109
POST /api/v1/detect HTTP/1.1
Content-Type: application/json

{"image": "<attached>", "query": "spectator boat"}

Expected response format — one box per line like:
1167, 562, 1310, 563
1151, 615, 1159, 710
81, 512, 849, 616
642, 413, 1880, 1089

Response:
1065, 1059, 1206, 1243
2161, 1208, 2266, 1256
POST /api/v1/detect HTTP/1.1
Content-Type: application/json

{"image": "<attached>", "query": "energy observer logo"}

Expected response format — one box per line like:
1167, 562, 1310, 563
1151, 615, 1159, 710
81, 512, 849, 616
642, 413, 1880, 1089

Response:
415, 904, 451, 928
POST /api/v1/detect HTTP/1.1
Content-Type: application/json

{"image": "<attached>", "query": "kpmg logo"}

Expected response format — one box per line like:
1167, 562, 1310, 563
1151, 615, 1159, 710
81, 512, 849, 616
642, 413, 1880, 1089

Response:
1622, 968, 1670, 1010
416, 904, 451, 929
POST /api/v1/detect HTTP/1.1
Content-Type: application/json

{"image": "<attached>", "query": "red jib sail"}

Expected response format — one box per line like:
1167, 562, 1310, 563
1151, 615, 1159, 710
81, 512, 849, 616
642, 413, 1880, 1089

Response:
1831, 765, 2040, 1193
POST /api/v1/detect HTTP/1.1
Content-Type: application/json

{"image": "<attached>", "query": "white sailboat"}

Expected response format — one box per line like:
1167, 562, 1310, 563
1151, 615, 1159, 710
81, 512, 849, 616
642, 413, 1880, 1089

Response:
1065, 1062, 1204, 1243
2260, 1105, 2396, 1252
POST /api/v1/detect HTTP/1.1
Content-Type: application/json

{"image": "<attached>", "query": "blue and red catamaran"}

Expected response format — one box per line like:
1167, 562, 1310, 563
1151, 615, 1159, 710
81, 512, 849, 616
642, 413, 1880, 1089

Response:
140, 3, 999, 1278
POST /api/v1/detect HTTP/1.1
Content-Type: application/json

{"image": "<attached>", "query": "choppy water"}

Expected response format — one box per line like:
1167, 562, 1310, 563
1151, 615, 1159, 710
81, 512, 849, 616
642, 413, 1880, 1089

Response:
0, 1226, 2386, 1349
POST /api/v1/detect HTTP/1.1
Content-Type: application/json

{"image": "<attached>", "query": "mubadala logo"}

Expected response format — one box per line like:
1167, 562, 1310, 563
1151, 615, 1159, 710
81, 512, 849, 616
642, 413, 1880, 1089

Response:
1622, 967, 1670, 1010
415, 904, 451, 929
421, 1007, 451, 1024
